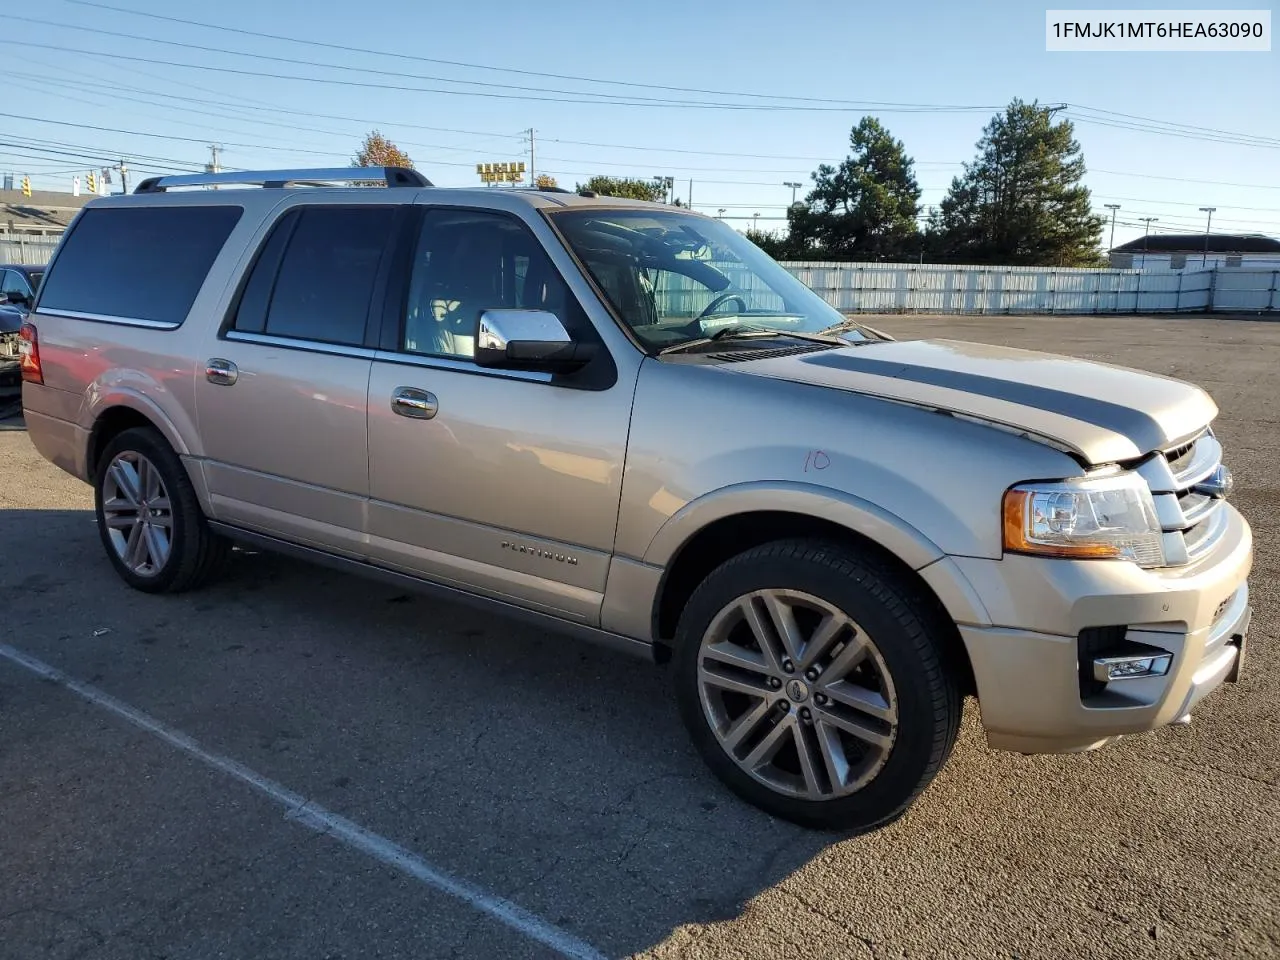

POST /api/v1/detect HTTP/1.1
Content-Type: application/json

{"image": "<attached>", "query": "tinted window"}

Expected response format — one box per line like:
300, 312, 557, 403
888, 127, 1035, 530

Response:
37, 205, 242, 325
0, 270, 26, 300
230, 210, 302, 335
402, 209, 585, 360
261, 206, 395, 345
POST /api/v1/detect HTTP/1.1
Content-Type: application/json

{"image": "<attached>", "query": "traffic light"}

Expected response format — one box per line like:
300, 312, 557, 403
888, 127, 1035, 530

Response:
21, 175, 31, 197
86, 171, 97, 194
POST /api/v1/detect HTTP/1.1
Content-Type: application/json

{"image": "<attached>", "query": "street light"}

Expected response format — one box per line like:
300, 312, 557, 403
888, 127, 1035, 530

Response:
783, 181, 802, 205
1199, 207, 1216, 266
1104, 204, 1120, 253
716, 208, 726, 219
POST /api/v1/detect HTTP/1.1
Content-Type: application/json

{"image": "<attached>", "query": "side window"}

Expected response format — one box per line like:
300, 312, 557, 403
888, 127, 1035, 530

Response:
0, 270, 21, 300
34, 205, 243, 325
233, 206, 396, 346
401, 209, 586, 360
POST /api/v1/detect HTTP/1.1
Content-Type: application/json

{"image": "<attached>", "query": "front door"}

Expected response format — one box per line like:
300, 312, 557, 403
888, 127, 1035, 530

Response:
195, 202, 401, 556
365, 206, 636, 623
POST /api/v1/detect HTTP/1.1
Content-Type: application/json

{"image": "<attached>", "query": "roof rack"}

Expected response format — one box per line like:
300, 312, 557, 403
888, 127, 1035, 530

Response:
133, 166, 432, 194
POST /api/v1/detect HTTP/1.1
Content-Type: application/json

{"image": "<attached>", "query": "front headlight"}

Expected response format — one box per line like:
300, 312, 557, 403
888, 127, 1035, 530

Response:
1002, 471, 1165, 567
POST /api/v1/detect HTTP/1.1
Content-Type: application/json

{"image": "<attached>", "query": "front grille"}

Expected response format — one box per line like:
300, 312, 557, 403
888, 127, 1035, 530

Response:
1135, 427, 1230, 567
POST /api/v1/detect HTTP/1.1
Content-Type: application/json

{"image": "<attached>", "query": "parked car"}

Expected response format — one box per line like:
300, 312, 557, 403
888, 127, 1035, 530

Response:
0, 264, 43, 386
18, 168, 1253, 831
0, 263, 44, 313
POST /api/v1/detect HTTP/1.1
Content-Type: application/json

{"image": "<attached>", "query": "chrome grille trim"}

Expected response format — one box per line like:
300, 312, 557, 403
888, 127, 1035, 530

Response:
1136, 427, 1229, 567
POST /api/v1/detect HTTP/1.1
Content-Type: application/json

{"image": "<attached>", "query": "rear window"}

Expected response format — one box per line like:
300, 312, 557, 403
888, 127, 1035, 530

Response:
37, 205, 243, 326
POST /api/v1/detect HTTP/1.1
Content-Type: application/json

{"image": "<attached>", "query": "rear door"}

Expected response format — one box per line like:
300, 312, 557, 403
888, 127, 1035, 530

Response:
194, 200, 409, 556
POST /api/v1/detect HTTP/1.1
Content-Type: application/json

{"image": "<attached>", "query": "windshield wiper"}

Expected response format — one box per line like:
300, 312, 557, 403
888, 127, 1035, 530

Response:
657, 325, 845, 356
818, 318, 894, 341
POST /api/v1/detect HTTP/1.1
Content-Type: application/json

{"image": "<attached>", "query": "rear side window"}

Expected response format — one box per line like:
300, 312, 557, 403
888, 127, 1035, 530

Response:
37, 205, 242, 325
232, 206, 396, 346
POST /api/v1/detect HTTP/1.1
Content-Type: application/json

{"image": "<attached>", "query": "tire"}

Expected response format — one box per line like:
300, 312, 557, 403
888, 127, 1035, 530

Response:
672, 538, 962, 833
93, 426, 230, 594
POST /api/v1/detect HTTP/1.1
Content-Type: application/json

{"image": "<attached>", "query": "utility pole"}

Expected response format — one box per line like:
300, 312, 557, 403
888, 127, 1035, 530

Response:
1199, 207, 1216, 266
206, 144, 222, 190
118, 159, 128, 195
688, 178, 693, 208
524, 128, 536, 185
1140, 217, 1158, 268
1104, 203, 1120, 253
784, 181, 802, 205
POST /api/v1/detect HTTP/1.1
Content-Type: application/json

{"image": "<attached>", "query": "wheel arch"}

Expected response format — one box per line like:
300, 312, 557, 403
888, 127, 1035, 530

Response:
645, 486, 979, 696
85, 393, 191, 480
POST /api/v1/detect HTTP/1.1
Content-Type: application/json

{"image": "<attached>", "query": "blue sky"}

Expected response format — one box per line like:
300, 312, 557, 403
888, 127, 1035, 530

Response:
3, 0, 1277, 251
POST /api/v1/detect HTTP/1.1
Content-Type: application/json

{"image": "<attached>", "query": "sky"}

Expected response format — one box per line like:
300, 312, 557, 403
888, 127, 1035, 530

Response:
2, 0, 1277, 252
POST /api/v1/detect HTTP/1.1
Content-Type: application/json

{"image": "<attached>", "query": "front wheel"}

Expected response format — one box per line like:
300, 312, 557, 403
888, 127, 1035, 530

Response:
672, 539, 962, 832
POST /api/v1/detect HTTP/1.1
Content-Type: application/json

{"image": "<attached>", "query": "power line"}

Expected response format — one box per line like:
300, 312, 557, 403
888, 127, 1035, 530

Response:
53, 1, 1000, 112
2, 37, 997, 113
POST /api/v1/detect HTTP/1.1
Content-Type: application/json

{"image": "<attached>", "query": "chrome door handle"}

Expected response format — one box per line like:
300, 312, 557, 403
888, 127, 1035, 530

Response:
206, 358, 238, 385
391, 386, 438, 420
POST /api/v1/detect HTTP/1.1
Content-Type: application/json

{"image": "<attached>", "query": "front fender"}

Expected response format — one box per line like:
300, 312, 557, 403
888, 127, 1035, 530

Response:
641, 480, 946, 572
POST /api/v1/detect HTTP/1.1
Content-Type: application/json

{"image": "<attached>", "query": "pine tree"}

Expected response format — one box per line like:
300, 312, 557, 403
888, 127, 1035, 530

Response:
787, 117, 922, 261
930, 99, 1104, 265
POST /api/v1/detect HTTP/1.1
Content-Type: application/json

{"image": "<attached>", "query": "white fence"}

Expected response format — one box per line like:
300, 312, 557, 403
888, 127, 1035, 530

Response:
772, 262, 1279, 315
653, 258, 1278, 316
0, 235, 60, 265
5, 233, 1277, 314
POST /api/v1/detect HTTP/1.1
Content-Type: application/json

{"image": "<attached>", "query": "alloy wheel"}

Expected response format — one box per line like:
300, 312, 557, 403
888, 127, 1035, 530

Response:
696, 588, 899, 800
101, 451, 174, 577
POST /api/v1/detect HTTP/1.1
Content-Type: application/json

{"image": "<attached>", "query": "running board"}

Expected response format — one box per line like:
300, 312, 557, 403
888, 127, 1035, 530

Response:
206, 522, 655, 662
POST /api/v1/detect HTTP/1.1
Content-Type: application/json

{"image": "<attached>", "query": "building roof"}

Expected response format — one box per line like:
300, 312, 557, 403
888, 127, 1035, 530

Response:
1111, 233, 1280, 254
0, 189, 95, 232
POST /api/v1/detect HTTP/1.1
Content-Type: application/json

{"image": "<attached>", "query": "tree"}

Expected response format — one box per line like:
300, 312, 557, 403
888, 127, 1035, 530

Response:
744, 227, 791, 260
575, 175, 666, 202
533, 173, 559, 190
353, 130, 413, 168
928, 99, 1105, 266
786, 117, 921, 261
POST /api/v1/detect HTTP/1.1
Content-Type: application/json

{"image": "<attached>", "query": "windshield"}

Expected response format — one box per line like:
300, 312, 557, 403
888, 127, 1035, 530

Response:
549, 208, 876, 353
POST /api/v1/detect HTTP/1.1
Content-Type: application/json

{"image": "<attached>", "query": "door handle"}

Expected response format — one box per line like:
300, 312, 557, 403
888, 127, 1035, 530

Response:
391, 386, 438, 420
206, 358, 238, 385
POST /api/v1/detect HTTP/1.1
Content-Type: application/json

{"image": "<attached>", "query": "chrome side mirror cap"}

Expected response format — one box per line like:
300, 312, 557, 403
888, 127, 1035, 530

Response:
474, 309, 597, 372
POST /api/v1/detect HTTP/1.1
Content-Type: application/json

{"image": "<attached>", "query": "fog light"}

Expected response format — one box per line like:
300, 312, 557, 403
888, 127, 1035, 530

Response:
1092, 652, 1173, 683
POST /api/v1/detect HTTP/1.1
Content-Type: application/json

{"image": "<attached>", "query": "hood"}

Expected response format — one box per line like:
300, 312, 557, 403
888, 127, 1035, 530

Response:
734, 338, 1217, 465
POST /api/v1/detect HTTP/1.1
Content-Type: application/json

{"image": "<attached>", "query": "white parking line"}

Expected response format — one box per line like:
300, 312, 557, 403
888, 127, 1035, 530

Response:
0, 642, 608, 960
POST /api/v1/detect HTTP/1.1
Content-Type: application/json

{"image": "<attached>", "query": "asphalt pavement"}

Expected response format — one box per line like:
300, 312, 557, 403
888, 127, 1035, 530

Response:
1, 313, 1277, 960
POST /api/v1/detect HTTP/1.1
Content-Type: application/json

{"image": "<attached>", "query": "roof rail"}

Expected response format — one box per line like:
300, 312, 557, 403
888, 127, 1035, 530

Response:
133, 166, 432, 194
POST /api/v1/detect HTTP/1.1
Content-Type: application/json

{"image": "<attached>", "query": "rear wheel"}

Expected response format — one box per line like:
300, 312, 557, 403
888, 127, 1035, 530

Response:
93, 426, 230, 593
673, 539, 961, 832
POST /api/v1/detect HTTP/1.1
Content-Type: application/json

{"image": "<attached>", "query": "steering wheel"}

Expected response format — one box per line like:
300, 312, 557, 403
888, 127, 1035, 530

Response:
696, 292, 748, 320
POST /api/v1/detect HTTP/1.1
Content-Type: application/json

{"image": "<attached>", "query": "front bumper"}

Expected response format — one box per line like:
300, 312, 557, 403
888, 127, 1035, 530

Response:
952, 502, 1253, 754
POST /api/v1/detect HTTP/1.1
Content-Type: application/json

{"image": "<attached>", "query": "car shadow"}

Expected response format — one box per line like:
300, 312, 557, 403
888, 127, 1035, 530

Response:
2, 507, 900, 958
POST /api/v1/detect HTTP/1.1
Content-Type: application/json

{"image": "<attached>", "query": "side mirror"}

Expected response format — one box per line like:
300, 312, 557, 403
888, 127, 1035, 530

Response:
474, 309, 597, 373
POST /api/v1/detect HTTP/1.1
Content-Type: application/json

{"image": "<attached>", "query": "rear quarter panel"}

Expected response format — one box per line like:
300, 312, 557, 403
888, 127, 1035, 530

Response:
22, 193, 285, 481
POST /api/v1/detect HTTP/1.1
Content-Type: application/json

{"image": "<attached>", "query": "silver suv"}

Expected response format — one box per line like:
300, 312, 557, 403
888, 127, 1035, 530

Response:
19, 167, 1253, 831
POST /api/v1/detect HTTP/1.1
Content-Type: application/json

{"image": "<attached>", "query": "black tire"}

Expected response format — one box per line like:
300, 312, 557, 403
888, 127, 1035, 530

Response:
672, 538, 962, 833
93, 426, 230, 594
